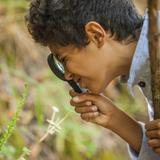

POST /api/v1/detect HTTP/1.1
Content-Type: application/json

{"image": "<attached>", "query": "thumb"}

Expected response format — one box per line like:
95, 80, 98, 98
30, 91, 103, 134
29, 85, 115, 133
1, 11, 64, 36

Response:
69, 89, 81, 97
72, 93, 102, 105
72, 93, 114, 111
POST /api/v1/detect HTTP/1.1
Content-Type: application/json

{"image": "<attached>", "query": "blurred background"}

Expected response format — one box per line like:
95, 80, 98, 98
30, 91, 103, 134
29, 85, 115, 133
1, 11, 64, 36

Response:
0, 0, 151, 160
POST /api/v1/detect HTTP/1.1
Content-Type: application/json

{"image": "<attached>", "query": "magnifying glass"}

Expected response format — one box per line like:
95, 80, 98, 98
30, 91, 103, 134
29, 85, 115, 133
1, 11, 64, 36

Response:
47, 53, 87, 93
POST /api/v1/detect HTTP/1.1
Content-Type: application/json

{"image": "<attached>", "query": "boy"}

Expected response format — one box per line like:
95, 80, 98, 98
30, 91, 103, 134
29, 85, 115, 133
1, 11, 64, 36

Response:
26, 0, 160, 159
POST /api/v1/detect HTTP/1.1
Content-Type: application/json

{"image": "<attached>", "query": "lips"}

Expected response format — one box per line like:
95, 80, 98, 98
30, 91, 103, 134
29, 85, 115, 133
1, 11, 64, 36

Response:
73, 77, 88, 89
79, 81, 86, 88
77, 79, 91, 93
76, 78, 86, 88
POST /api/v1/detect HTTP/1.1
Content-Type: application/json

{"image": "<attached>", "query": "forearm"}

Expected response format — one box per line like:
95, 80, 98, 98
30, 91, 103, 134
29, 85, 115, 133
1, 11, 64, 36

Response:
107, 108, 143, 153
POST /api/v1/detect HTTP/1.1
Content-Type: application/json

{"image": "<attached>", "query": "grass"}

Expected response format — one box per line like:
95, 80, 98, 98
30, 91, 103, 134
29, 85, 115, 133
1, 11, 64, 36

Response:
0, 84, 28, 150
0, 0, 28, 13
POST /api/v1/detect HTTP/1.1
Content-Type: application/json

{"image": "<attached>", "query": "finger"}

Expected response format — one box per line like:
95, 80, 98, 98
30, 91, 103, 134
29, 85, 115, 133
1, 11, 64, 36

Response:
72, 93, 102, 106
69, 90, 80, 97
153, 147, 160, 155
146, 130, 160, 139
145, 120, 160, 131
70, 99, 92, 107
81, 112, 99, 121
75, 105, 98, 114
148, 139, 160, 148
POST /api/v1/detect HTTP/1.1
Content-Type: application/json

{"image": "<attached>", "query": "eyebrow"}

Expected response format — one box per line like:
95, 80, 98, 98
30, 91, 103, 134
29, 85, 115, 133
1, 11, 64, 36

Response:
52, 50, 59, 58
52, 51, 63, 62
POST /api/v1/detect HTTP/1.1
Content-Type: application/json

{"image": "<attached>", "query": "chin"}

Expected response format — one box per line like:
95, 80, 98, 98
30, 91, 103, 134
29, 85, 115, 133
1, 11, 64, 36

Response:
88, 86, 105, 94
84, 80, 107, 94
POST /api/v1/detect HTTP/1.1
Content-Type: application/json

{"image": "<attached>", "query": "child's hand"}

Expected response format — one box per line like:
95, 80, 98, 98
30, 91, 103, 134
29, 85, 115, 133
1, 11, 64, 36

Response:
145, 119, 160, 155
70, 90, 143, 152
69, 90, 119, 129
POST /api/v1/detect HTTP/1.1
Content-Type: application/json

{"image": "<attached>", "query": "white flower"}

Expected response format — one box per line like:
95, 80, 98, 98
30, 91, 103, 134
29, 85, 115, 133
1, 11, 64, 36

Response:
52, 106, 59, 113
39, 106, 69, 142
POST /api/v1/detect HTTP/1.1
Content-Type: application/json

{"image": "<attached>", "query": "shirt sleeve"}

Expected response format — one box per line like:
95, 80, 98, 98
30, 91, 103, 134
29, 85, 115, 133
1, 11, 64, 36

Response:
127, 122, 160, 160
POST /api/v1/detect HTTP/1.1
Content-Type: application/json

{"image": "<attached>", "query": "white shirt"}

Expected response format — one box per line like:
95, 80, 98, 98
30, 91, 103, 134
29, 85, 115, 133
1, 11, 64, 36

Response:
126, 11, 160, 160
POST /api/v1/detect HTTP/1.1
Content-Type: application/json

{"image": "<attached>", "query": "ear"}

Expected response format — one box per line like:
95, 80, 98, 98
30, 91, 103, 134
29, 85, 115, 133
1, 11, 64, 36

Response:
85, 21, 107, 48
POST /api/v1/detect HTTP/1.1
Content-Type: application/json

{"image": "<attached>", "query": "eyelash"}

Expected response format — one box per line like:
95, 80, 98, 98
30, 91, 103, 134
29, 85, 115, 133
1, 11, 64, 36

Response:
61, 57, 67, 65
55, 54, 68, 66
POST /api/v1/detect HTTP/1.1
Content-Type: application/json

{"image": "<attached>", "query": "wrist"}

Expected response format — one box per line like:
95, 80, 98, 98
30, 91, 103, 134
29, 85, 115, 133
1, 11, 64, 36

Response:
106, 107, 143, 153
107, 106, 123, 130
99, 103, 121, 129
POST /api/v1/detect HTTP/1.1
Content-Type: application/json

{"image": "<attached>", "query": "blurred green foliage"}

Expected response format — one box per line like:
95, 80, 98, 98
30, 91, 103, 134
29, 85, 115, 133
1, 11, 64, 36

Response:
0, 0, 28, 14
0, 84, 28, 150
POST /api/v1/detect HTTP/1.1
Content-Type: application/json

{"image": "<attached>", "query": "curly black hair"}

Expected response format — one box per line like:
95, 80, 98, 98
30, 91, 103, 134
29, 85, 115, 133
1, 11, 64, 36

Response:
26, 0, 143, 47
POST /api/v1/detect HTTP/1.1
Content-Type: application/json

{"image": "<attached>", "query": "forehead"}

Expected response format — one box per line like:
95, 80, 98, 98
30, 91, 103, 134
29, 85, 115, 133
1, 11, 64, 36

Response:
49, 44, 62, 56
49, 44, 73, 55
48, 44, 84, 59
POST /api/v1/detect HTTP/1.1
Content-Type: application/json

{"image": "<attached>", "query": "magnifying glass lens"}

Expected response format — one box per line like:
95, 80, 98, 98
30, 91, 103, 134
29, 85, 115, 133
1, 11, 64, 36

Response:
54, 57, 65, 74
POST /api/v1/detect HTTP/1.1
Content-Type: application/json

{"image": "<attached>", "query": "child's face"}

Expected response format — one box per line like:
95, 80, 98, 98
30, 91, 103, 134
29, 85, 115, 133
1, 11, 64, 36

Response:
49, 40, 118, 94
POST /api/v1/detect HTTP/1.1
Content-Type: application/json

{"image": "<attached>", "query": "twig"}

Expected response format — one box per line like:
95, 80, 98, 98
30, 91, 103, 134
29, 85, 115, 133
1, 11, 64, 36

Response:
148, 0, 160, 119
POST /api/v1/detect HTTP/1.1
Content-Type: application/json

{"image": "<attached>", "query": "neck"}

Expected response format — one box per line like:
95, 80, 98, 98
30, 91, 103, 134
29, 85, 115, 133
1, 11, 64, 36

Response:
116, 29, 142, 76
102, 39, 138, 87
102, 32, 141, 86
117, 40, 138, 76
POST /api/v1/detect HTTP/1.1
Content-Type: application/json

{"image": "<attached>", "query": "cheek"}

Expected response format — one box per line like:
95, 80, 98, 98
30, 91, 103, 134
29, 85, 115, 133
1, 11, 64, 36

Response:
66, 60, 87, 76
85, 72, 108, 93
67, 55, 94, 77
66, 55, 105, 83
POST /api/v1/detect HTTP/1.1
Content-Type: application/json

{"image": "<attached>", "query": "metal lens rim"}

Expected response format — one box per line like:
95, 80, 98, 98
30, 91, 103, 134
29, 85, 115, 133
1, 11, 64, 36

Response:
53, 56, 65, 74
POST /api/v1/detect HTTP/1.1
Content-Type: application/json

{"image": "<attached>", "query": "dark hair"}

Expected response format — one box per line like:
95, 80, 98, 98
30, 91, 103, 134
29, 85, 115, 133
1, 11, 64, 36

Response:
26, 0, 143, 47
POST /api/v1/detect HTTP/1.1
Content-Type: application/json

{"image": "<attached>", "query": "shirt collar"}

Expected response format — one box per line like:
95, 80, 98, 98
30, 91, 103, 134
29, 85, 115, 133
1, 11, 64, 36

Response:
127, 12, 149, 96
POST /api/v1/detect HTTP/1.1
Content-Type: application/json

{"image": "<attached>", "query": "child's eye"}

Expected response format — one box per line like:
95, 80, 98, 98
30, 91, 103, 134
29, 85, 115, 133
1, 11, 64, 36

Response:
61, 57, 67, 65
62, 57, 65, 63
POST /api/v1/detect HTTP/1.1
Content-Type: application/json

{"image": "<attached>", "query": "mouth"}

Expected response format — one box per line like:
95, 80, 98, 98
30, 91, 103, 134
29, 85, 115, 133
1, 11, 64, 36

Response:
79, 79, 86, 89
79, 81, 91, 93
75, 77, 87, 89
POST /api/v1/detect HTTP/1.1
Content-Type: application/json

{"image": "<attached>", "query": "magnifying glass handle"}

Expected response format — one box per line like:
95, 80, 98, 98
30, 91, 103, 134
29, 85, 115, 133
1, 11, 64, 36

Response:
68, 80, 86, 93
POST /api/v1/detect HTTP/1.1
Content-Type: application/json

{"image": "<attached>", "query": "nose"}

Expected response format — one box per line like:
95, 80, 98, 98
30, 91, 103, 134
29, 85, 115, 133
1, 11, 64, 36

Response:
64, 71, 73, 81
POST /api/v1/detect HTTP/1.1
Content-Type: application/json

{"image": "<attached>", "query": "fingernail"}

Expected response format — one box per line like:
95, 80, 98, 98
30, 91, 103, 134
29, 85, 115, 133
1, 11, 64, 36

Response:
72, 96, 80, 102
92, 106, 97, 111
94, 112, 99, 116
